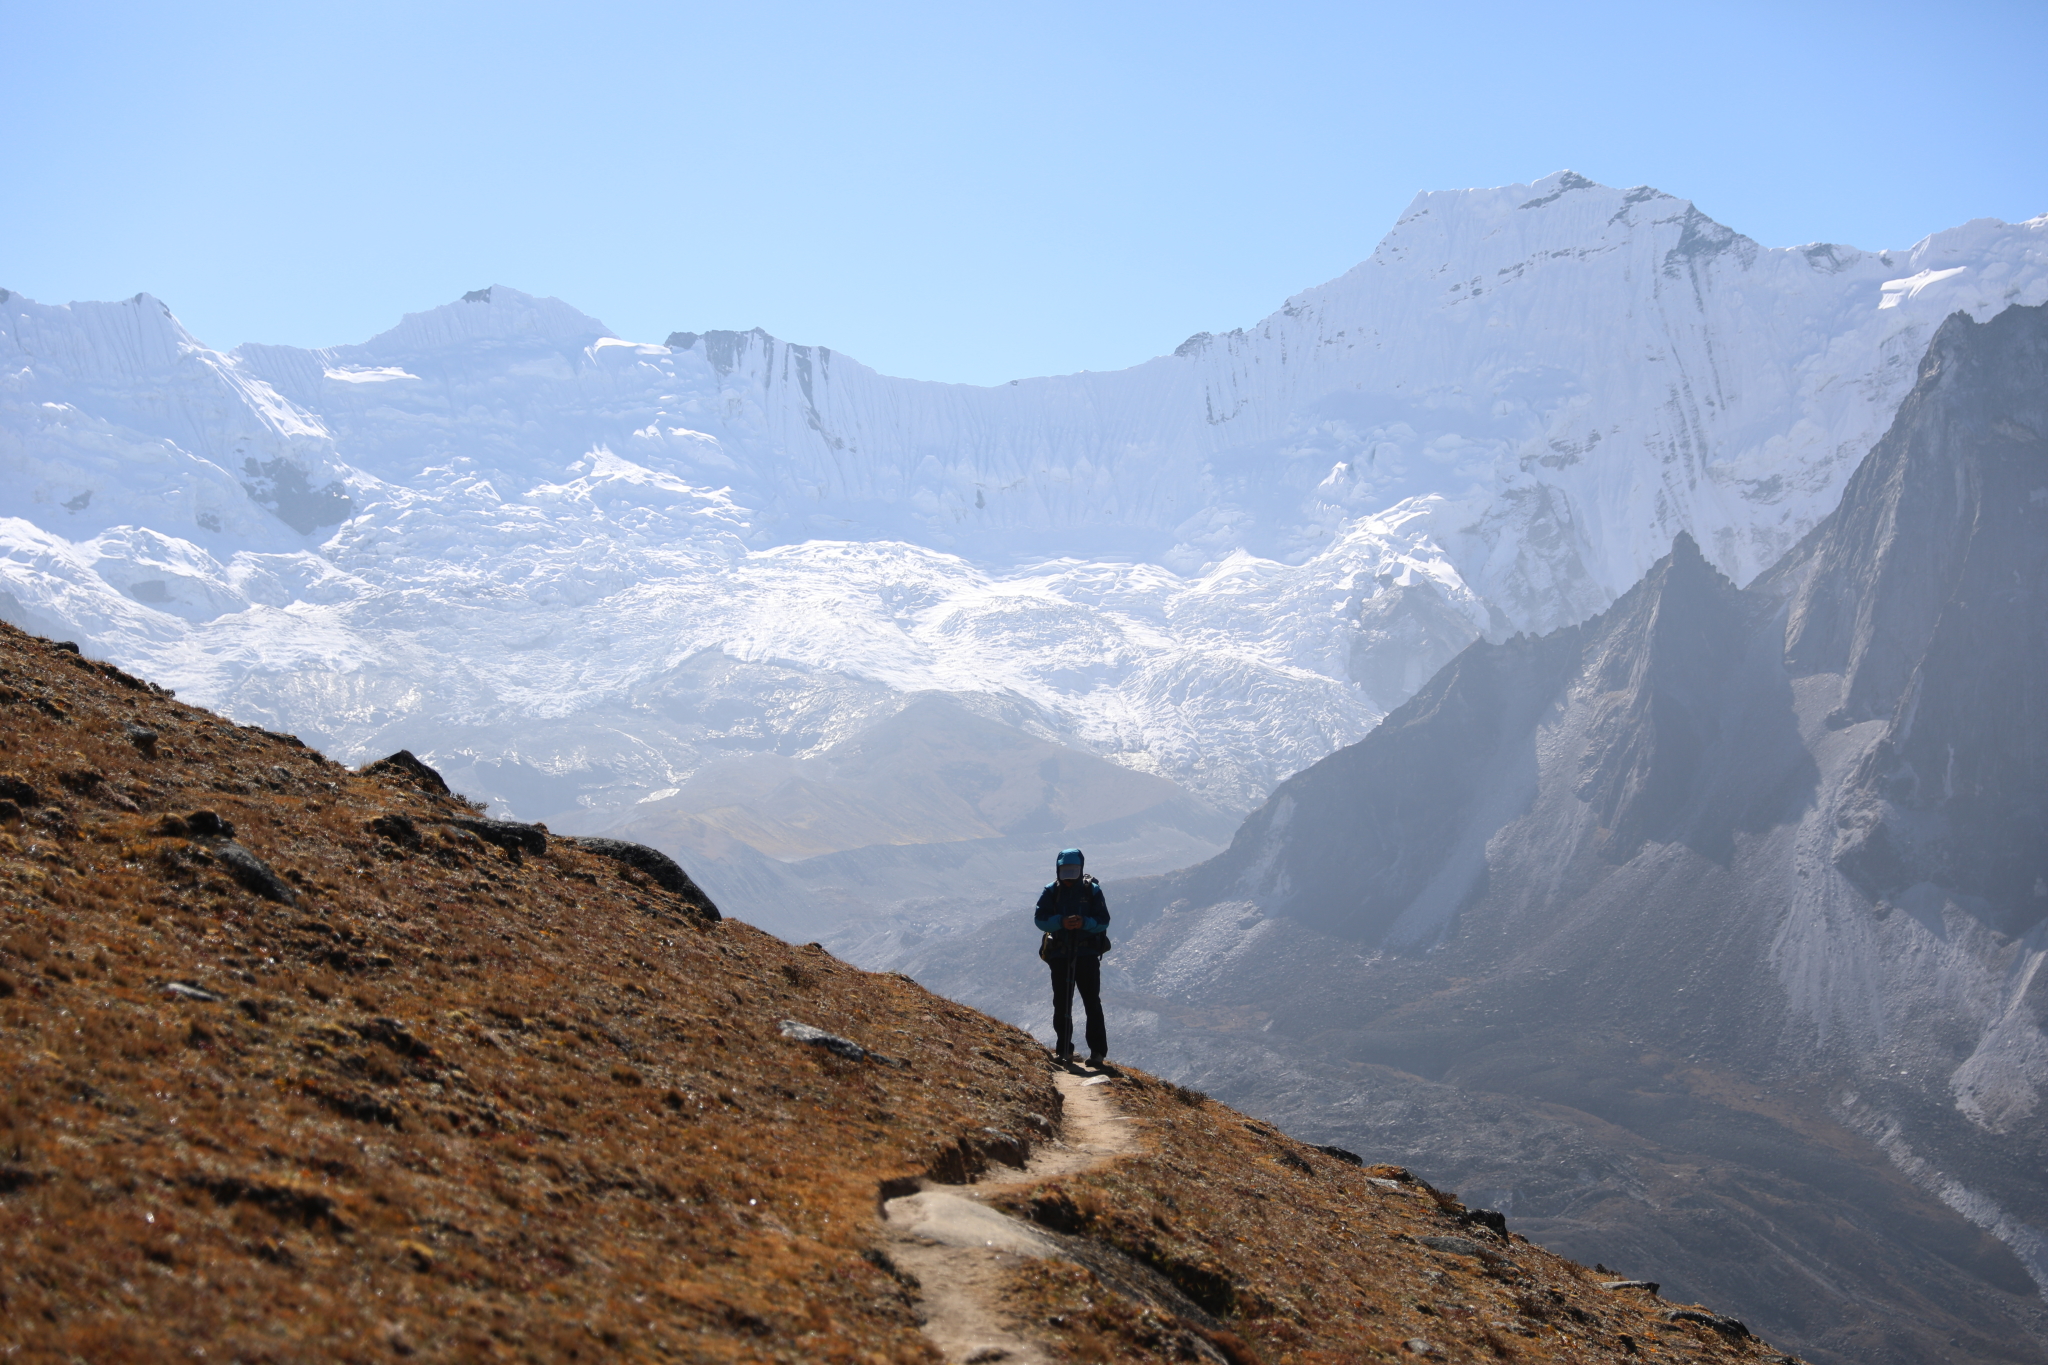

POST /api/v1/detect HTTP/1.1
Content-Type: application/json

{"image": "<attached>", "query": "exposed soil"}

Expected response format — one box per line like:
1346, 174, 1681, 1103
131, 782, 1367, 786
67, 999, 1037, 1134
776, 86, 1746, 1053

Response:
882, 1068, 1139, 1363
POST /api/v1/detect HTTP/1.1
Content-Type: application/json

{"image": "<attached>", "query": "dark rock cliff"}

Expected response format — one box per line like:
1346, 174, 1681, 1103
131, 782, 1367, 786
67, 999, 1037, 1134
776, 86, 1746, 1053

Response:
910, 303, 2048, 1365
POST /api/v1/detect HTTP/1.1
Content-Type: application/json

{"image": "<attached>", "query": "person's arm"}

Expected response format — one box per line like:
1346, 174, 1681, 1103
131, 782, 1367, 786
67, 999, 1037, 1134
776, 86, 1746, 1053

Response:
1034, 885, 1064, 935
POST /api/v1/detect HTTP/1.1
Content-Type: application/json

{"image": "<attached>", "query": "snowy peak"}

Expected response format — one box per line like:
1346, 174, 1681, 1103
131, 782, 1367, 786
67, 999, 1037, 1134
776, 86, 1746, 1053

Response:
323, 285, 616, 364
2, 290, 210, 389
1, 288, 365, 544
1356, 172, 1739, 282
4, 177, 2047, 848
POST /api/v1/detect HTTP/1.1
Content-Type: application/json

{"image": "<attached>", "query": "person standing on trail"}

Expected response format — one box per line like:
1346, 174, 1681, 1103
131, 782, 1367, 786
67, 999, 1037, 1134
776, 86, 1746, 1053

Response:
1035, 847, 1110, 1068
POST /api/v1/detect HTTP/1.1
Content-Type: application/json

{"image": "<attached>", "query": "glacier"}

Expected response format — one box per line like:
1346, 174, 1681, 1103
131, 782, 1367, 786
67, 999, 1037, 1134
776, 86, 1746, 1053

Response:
2, 172, 2044, 860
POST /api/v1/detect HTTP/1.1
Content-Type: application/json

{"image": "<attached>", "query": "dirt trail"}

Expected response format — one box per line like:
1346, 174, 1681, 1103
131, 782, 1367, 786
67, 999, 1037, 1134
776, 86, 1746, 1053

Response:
882, 1068, 1139, 1364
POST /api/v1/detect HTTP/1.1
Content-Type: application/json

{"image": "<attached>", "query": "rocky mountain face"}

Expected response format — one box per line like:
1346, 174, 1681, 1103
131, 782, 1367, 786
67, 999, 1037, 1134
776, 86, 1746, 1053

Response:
884, 303, 2048, 1365
0, 620, 1800, 1364
2, 180, 2042, 897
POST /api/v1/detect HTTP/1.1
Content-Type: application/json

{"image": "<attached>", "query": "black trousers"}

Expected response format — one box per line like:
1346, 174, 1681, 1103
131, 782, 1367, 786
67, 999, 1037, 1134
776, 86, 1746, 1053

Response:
1049, 952, 1107, 1059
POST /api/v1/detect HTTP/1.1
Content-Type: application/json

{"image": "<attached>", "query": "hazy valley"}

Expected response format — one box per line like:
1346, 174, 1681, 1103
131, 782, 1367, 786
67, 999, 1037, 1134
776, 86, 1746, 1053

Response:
6, 172, 2048, 1364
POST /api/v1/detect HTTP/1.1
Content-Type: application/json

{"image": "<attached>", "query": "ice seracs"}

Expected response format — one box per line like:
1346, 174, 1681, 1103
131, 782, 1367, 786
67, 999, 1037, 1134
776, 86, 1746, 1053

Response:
1, 173, 2044, 841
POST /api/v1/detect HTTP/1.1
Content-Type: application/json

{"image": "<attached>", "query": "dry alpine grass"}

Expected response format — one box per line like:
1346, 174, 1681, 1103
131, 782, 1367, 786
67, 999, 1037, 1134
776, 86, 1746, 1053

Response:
985, 1080, 1802, 1363
0, 621, 1797, 1364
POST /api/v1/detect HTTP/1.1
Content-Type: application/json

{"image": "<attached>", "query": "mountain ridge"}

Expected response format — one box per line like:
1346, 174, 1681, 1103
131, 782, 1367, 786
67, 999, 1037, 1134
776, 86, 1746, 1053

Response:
4, 173, 2044, 926
870, 302, 2048, 1365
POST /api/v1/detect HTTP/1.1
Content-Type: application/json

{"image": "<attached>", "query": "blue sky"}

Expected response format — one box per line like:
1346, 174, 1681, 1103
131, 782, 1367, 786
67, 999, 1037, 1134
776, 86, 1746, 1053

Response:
6, 0, 2044, 385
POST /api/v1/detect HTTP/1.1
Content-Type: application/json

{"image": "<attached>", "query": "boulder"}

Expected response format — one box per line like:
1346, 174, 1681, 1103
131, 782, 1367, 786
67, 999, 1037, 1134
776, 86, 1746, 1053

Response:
214, 842, 298, 904
359, 750, 450, 796
449, 817, 546, 857
573, 838, 719, 918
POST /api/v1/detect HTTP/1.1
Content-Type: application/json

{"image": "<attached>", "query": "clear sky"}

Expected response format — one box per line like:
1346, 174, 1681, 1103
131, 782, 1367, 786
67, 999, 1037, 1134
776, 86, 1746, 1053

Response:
6, 0, 2044, 386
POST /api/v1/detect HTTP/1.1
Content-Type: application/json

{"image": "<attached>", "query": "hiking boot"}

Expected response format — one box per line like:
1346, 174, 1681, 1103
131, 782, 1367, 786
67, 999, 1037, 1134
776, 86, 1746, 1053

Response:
1085, 1053, 1107, 1068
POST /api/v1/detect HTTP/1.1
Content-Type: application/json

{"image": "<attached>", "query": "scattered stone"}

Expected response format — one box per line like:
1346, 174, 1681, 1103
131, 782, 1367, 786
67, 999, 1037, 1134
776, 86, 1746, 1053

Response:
1459, 1207, 1509, 1238
976, 1127, 1031, 1168
182, 810, 235, 839
573, 837, 720, 918
1314, 1144, 1363, 1166
1275, 1146, 1316, 1175
359, 749, 450, 796
925, 1128, 1032, 1184
1402, 1339, 1440, 1357
449, 817, 546, 857
214, 842, 299, 904
124, 722, 158, 757
779, 1018, 908, 1068
350, 1017, 434, 1059
165, 982, 224, 1002
186, 1174, 348, 1232
57, 767, 103, 795
0, 774, 43, 806
302, 1082, 403, 1128
1668, 1309, 1749, 1338
779, 1019, 872, 1061
1601, 1280, 1661, 1295
1417, 1235, 1490, 1259
53, 641, 79, 654
367, 813, 421, 850
32, 806, 76, 837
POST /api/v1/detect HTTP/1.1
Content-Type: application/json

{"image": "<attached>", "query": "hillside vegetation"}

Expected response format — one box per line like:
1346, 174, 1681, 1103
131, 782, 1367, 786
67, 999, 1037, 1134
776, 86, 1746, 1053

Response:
0, 622, 1794, 1362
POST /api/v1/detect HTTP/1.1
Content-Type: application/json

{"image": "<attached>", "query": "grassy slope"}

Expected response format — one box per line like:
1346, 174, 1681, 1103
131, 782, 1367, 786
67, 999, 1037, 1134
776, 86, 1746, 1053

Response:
0, 623, 1793, 1364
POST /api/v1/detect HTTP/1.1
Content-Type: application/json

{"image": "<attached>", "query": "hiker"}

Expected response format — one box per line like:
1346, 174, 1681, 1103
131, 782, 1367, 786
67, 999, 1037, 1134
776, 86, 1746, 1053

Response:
1035, 847, 1110, 1067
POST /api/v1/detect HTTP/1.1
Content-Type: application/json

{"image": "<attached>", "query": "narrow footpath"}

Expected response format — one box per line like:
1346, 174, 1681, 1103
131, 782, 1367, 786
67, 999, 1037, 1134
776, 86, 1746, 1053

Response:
881, 1067, 1140, 1364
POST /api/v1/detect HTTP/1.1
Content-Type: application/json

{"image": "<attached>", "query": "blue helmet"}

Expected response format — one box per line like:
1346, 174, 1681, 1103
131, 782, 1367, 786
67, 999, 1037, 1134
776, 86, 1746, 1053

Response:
1056, 848, 1084, 880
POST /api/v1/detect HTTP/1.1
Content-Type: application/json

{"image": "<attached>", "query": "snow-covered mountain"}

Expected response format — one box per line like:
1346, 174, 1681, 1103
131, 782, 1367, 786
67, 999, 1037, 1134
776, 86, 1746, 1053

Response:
3, 174, 2043, 870
877, 302, 2048, 1365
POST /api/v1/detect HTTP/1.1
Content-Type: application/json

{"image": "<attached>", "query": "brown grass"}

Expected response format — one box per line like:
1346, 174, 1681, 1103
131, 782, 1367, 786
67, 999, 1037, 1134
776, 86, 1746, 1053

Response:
0, 622, 1793, 1364
985, 1083, 1794, 1362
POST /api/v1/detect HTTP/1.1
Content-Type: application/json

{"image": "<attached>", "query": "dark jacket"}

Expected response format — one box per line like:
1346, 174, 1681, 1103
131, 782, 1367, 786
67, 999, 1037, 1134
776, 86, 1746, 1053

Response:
1035, 876, 1110, 959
